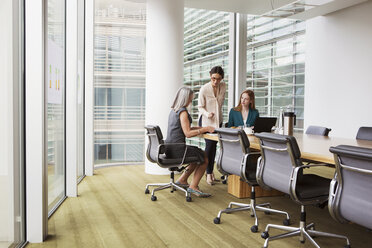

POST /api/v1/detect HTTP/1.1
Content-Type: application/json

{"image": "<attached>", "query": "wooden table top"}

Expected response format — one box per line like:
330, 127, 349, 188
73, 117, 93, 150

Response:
202, 132, 372, 164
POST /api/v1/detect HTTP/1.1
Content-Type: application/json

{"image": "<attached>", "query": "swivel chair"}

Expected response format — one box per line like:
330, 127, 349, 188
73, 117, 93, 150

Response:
329, 145, 372, 241
255, 132, 350, 248
144, 125, 204, 202
213, 128, 290, 233
305, 125, 332, 136
356, 126, 372, 141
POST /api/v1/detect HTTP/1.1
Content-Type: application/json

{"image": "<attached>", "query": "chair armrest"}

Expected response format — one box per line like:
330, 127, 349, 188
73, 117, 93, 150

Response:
296, 163, 331, 170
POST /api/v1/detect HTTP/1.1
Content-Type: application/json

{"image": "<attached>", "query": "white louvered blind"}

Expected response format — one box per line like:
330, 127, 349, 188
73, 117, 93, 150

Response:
246, 16, 305, 129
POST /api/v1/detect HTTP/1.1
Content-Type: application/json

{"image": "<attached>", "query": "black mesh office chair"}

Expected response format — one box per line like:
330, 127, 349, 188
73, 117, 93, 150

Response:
144, 125, 204, 202
213, 128, 290, 233
305, 125, 332, 136
356, 126, 372, 141
255, 132, 350, 248
329, 145, 372, 239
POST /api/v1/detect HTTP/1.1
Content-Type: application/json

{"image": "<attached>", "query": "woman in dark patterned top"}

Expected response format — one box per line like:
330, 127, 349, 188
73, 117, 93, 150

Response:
165, 87, 215, 197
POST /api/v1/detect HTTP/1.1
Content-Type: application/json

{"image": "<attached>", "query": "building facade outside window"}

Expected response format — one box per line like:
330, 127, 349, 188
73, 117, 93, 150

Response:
94, 1, 146, 166
246, 16, 305, 129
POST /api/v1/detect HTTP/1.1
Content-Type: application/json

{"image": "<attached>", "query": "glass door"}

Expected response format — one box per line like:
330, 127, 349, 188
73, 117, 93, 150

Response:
46, 0, 66, 214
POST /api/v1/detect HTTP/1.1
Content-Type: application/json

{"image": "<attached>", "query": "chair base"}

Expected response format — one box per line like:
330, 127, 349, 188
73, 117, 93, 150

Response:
261, 205, 350, 248
145, 171, 192, 202
213, 187, 290, 233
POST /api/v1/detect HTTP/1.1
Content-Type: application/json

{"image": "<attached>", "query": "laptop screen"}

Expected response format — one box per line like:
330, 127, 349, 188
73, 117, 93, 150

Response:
253, 117, 277, 133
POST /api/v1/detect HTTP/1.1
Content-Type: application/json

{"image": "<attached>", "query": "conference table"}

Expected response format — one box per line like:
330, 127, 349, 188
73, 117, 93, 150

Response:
203, 131, 372, 164
201, 131, 372, 197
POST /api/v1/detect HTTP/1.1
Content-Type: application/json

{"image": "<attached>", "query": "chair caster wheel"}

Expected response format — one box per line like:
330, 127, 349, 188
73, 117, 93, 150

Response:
170, 190, 174, 193
222, 180, 227, 184
250, 214, 255, 217
300, 240, 305, 244
186, 196, 192, 202
344, 245, 351, 248
221, 176, 225, 180
251, 225, 258, 233
213, 217, 220, 224
283, 218, 290, 226
264, 211, 271, 215
151, 195, 157, 201
145, 189, 150, 194
261, 231, 269, 239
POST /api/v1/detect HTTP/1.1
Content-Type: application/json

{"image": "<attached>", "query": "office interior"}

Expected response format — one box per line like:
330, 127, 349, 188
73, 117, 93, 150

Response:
1, 0, 372, 247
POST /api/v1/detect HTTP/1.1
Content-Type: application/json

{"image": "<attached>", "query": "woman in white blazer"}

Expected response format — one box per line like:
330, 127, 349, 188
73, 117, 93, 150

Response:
198, 66, 226, 185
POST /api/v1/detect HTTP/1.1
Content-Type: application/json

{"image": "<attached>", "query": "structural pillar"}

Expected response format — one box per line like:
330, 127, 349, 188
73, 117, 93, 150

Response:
145, 0, 184, 174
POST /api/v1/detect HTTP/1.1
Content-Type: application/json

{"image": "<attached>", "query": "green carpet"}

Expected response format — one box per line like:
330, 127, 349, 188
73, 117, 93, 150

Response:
27, 165, 371, 248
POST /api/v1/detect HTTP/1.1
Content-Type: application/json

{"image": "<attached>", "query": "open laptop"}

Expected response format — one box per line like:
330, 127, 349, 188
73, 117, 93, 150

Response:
253, 117, 277, 133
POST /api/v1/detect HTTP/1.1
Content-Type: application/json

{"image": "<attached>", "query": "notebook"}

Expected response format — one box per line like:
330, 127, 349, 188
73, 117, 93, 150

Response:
253, 117, 277, 133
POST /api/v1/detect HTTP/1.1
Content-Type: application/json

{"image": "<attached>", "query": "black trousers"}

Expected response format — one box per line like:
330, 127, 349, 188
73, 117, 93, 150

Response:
204, 139, 217, 174
199, 115, 220, 174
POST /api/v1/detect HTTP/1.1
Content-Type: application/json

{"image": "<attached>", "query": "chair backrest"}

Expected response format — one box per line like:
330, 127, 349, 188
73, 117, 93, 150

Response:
215, 128, 253, 181
144, 125, 164, 163
356, 126, 372, 141
329, 145, 372, 229
305, 125, 331, 136
255, 132, 302, 195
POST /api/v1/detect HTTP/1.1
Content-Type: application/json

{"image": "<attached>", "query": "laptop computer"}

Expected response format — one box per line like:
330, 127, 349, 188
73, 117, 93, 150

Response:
253, 117, 277, 133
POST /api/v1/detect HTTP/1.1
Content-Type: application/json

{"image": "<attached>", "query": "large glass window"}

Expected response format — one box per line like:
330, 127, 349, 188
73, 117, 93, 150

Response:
94, 1, 146, 166
77, 0, 85, 180
46, 0, 66, 213
184, 8, 230, 147
0, 0, 25, 247
246, 16, 305, 129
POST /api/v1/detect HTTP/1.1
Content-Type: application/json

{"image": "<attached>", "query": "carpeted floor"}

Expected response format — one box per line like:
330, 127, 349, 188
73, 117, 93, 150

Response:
27, 165, 371, 248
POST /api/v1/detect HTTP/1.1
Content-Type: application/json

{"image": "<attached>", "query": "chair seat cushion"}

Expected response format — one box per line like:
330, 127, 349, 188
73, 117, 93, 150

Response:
158, 154, 202, 167
296, 174, 330, 200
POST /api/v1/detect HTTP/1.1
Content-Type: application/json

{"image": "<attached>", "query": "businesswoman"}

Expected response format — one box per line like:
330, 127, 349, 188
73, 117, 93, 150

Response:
227, 89, 259, 128
198, 66, 226, 185
165, 87, 215, 197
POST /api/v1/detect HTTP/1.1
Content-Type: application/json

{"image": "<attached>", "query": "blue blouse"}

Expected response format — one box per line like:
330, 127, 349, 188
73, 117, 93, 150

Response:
227, 108, 259, 128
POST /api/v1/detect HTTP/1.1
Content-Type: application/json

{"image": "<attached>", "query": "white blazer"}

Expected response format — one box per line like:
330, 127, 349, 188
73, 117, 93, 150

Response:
198, 82, 226, 128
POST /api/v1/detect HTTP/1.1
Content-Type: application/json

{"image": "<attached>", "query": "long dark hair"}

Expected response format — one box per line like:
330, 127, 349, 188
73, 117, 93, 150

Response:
234, 90, 256, 112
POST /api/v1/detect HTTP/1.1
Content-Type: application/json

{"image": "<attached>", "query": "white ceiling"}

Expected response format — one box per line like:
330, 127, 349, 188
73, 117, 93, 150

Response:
184, 0, 295, 15
96, 0, 369, 19
184, 0, 369, 19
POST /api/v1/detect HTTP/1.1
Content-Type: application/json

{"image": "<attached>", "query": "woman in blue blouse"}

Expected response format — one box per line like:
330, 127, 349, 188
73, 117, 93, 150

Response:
228, 89, 259, 128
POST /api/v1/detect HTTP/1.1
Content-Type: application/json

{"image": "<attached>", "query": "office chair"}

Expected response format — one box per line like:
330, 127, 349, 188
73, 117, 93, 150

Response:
329, 145, 372, 236
144, 125, 204, 202
213, 128, 290, 233
356, 126, 372, 141
305, 125, 332, 136
255, 132, 350, 248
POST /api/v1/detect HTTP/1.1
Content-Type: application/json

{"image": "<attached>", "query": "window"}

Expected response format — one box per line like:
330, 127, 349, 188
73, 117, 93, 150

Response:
46, 0, 66, 213
246, 16, 305, 129
94, 1, 146, 165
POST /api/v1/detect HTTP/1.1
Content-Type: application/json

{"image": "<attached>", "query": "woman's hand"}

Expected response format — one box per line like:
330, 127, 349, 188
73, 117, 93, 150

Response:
206, 126, 215, 133
208, 112, 215, 119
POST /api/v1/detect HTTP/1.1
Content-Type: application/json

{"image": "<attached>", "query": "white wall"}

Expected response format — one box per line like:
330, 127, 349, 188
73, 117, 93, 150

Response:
304, 1, 372, 138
